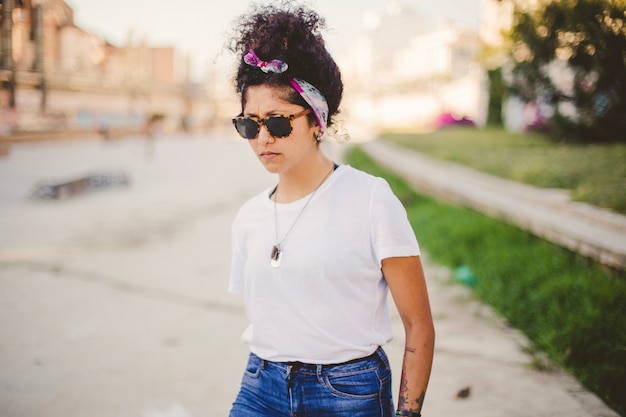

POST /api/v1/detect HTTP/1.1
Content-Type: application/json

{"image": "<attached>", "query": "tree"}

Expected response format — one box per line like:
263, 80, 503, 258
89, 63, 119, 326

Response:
487, 68, 505, 126
506, 0, 626, 142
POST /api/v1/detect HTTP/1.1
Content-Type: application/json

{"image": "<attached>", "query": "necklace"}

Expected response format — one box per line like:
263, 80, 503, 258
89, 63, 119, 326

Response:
271, 164, 335, 268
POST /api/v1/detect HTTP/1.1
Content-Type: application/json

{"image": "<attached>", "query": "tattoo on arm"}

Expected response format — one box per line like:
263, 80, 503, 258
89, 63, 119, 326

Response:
398, 370, 410, 409
398, 347, 425, 412
414, 390, 426, 412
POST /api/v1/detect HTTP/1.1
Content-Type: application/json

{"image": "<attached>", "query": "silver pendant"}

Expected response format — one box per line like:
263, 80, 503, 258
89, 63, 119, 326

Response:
271, 245, 282, 268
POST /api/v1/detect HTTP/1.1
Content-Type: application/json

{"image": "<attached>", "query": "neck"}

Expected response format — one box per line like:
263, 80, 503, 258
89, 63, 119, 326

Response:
275, 154, 334, 203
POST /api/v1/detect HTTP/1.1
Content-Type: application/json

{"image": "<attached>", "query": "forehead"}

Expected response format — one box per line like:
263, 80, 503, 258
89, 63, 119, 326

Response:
243, 84, 294, 109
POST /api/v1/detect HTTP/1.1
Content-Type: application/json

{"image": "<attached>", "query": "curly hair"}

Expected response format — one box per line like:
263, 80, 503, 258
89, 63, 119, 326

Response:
228, 1, 343, 129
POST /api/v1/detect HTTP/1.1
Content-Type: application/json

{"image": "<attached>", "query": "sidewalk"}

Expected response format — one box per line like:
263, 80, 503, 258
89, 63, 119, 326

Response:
389, 255, 620, 417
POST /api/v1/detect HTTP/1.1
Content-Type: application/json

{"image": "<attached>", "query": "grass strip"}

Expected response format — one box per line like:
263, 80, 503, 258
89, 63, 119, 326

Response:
381, 127, 626, 214
346, 145, 626, 416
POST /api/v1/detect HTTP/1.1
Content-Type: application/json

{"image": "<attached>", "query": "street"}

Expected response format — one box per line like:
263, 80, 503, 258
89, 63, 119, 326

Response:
0, 133, 618, 417
0, 134, 272, 417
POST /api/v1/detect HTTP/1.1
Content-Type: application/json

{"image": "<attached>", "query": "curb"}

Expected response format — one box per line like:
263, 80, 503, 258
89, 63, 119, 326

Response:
361, 139, 626, 271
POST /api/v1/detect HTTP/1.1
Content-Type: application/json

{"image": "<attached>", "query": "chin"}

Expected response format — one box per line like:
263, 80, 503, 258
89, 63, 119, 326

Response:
259, 160, 283, 174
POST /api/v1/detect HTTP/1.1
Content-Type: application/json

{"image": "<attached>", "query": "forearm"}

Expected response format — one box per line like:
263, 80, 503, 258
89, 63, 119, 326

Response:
397, 325, 435, 414
381, 255, 435, 415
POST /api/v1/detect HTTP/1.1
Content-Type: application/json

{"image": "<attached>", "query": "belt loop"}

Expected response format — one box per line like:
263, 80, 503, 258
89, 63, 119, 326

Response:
375, 346, 388, 370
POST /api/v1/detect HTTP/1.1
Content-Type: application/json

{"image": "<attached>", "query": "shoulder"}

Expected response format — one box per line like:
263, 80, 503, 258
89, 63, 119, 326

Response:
335, 166, 408, 217
336, 164, 388, 190
335, 165, 395, 204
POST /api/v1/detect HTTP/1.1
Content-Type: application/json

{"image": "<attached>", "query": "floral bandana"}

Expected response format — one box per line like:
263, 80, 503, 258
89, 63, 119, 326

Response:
243, 49, 329, 137
290, 78, 328, 136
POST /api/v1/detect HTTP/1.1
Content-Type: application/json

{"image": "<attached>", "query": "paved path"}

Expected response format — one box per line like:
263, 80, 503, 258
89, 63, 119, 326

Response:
361, 139, 626, 271
0, 134, 620, 416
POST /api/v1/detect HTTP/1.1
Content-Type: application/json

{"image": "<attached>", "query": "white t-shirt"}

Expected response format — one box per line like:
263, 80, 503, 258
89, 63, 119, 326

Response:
229, 164, 420, 364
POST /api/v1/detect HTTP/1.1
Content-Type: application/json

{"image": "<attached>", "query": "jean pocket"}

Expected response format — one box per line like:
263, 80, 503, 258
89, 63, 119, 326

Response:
323, 369, 382, 399
244, 355, 263, 379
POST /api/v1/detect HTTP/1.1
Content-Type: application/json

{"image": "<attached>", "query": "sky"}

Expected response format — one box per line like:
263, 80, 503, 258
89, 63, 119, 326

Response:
66, 0, 483, 81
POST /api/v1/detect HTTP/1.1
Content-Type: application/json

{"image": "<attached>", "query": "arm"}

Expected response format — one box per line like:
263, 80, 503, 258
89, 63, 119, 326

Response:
382, 255, 435, 415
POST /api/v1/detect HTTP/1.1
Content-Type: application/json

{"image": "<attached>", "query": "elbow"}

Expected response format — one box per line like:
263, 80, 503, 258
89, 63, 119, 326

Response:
404, 317, 435, 346
422, 320, 436, 347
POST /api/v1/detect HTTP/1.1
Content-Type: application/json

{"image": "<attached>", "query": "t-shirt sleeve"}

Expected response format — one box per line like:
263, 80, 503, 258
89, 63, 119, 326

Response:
369, 179, 420, 266
228, 212, 245, 293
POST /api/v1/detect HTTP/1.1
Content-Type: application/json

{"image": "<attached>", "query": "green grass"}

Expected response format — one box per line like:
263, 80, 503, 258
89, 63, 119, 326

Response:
345, 146, 626, 417
381, 127, 626, 214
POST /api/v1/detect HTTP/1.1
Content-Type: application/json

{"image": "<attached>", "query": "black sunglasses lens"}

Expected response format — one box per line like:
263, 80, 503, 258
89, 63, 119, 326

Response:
235, 118, 260, 139
265, 116, 292, 138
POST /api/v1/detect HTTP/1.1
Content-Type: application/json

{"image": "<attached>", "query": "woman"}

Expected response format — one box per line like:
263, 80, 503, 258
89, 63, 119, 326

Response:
227, 3, 434, 416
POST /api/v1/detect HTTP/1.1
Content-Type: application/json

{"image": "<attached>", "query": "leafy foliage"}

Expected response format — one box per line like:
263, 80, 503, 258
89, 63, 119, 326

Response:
506, 0, 626, 142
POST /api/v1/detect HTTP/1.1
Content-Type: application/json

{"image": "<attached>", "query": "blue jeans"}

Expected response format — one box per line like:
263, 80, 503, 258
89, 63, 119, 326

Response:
229, 347, 394, 417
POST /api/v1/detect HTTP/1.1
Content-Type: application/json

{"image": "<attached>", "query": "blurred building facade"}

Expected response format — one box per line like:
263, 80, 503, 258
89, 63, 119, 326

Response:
340, 2, 485, 131
0, 0, 214, 135
338, 0, 560, 134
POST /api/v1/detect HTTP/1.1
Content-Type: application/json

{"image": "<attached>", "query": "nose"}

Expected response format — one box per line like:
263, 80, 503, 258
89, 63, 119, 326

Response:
256, 123, 275, 145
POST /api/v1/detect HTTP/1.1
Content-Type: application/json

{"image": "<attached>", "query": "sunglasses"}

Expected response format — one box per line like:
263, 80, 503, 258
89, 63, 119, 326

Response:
232, 109, 311, 140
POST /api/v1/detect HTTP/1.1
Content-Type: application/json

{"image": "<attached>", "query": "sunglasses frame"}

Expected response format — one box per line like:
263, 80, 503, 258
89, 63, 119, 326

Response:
232, 109, 311, 140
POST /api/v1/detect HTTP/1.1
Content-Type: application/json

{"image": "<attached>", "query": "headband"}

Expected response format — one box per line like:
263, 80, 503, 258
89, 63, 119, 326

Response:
289, 79, 328, 136
243, 49, 329, 136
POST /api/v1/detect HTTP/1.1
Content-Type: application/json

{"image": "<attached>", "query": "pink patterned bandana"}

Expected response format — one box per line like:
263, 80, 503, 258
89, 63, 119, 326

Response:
290, 78, 329, 136
243, 49, 288, 74
243, 49, 329, 136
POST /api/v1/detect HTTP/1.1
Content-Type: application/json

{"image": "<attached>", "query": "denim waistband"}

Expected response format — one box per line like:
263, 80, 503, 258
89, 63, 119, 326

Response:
254, 347, 388, 374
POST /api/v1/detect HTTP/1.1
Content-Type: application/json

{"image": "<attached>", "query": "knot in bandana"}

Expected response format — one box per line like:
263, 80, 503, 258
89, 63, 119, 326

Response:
243, 49, 288, 74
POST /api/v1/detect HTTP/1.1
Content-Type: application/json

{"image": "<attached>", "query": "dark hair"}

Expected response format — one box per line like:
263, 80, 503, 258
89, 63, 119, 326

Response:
228, 1, 343, 128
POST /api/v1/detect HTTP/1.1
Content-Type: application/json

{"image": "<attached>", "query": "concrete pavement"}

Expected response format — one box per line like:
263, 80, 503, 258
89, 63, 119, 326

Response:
0, 133, 620, 417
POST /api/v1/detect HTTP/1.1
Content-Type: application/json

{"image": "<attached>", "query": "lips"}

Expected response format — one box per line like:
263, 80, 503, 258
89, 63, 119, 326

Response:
260, 150, 280, 158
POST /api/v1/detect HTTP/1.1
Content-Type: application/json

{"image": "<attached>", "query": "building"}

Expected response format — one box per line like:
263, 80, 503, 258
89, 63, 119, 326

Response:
1, 0, 212, 135
342, 2, 484, 131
